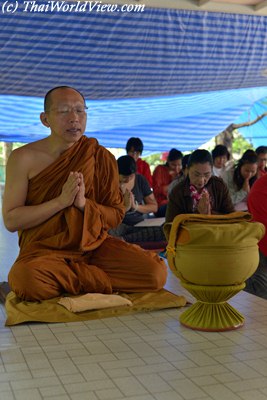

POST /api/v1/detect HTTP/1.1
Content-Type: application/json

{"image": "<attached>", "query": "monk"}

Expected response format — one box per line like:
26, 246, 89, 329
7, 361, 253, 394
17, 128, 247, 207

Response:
2, 86, 167, 301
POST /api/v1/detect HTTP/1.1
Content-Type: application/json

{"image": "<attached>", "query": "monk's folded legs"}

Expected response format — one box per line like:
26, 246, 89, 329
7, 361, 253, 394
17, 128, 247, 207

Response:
89, 236, 167, 292
8, 254, 112, 301
8, 237, 167, 301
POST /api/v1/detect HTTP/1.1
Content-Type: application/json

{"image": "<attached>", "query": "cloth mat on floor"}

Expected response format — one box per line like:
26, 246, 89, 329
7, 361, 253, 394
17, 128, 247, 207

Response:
4, 289, 187, 326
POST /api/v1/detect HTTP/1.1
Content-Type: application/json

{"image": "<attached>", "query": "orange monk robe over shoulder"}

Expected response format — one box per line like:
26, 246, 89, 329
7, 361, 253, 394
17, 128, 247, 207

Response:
9, 136, 167, 301
18, 136, 125, 257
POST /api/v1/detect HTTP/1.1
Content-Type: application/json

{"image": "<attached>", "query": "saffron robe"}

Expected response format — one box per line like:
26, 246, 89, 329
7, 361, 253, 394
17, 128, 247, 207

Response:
8, 136, 167, 301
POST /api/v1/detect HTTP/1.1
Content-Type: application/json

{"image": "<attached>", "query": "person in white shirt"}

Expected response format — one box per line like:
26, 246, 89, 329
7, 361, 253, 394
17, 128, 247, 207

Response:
211, 144, 230, 178
222, 152, 258, 211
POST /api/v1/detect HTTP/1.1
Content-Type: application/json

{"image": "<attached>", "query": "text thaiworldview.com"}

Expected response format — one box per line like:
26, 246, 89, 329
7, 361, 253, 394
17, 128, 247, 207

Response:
1, 0, 145, 14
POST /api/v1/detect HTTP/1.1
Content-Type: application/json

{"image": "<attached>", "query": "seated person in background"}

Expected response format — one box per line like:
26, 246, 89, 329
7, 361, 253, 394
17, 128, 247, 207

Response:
109, 156, 165, 243
211, 144, 231, 177
222, 152, 258, 211
126, 137, 152, 187
153, 148, 183, 217
245, 174, 267, 299
181, 153, 190, 176
168, 153, 191, 195
242, 149, 257, 158
2, 86, 167, 301
255, 145, 267, 178
165, 149, 234, 223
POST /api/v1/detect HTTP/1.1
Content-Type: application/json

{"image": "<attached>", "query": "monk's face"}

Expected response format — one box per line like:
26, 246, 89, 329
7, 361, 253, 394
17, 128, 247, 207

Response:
42, 88, 87, 144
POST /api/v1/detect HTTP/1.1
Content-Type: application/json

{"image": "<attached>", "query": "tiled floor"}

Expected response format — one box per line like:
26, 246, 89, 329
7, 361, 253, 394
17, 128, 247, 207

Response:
1, 200, 267, 399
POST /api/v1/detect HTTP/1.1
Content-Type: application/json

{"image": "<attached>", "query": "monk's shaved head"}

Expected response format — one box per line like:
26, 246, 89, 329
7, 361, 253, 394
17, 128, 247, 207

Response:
44, 86, 85, 112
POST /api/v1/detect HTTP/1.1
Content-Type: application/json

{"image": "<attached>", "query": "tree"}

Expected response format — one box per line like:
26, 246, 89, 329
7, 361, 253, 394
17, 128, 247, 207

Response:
0, 142, 13, 182
232, 130, 253, 159
142, 153, 162, 173
216, 111, 267, 158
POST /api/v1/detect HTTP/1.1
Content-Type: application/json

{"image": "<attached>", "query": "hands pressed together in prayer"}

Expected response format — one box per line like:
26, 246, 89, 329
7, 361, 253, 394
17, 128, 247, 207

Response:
59, 171, 86, 212
122, 189, 132, 212
242, 178, 251, 193
122, 188, 138, 212
197, 191, 211, 214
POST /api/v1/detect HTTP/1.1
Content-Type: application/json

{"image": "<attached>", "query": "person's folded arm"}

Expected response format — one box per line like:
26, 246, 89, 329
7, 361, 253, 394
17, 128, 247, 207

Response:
136, 193, 158, 214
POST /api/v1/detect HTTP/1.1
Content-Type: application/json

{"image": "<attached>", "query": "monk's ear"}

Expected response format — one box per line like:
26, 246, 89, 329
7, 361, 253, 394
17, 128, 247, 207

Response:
40, 112, 50, 128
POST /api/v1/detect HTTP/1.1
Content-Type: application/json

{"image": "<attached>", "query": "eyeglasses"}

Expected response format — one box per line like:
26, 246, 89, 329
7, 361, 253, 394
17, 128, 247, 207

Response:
47, 106, 88, 115
192, 171, 212, 178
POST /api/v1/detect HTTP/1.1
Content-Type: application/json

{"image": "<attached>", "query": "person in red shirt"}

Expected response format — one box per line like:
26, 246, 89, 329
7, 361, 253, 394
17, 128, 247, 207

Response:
255, 146, 267, 178
248, 174, 267, 258
126, 137, 153, 187
152, 148, 183, 217
245, 174, 267, 299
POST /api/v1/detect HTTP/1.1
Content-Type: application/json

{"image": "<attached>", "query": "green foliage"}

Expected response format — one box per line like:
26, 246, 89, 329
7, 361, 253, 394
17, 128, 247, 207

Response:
142, 153, 162, 173
232, 130, 254, 159
0, 142, 4, 165
0, 142, 25, 182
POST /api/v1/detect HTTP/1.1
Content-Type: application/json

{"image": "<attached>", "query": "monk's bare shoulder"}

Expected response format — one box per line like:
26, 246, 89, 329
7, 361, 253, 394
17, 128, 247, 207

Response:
10, 138, 48, 155
8, 139, 48, 164
7, 138, 54, 179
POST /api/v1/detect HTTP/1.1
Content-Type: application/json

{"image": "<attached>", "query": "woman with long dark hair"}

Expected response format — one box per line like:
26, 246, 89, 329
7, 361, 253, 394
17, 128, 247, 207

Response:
222, 151, 258, 211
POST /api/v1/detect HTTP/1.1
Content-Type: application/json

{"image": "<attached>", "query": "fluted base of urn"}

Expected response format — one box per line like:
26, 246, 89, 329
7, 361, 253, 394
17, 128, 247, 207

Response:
179, 281, 246, 332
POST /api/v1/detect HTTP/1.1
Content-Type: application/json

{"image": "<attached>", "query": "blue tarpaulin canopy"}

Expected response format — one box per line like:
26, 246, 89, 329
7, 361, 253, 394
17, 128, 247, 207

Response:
235, 97, 267, 148
1, 5, 267, 150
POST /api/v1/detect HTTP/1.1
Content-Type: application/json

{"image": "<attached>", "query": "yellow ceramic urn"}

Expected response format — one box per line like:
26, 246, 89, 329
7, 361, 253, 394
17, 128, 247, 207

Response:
165, 212, 265, 331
